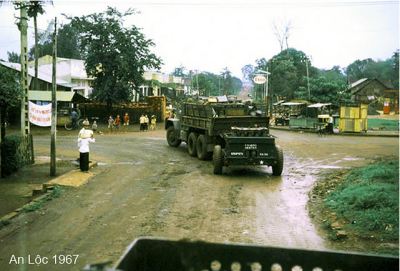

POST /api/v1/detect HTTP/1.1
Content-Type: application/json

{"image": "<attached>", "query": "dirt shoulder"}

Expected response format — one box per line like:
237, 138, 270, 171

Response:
308, 167, 399, 256
0, 160, 76, 217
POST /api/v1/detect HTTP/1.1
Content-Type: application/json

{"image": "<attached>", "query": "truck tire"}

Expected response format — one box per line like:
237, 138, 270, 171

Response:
187, 132, 197, 157
166, 126, 181, 147
196, 134, 209, 160
272, 145, 283, 176
213, 145, 223, 175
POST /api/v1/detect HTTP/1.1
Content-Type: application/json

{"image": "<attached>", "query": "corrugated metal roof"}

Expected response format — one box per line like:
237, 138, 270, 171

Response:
281, 102, 306, 106
348, 78, 368, 89
308, 103, 331, 108
0, 61, 72, 88
28, 90, 75, 102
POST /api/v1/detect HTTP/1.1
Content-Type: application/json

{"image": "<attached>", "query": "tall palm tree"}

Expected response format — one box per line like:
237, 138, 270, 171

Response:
27, 0, 52, 90
27, 0, 44, 90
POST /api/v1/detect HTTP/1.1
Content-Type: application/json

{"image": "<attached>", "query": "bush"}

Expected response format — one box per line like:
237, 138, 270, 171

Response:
1, 134, 33, 177
325, 159, 399, 240
1, 135, 22, 176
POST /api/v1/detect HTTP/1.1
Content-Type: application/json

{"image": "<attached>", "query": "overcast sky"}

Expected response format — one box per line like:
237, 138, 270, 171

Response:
0, 0, 398, 78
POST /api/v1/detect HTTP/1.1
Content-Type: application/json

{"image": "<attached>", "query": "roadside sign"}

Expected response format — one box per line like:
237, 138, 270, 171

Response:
253, 75, 266, 84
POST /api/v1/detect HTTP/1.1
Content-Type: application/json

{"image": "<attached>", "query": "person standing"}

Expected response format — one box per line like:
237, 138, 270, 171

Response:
150, 115, 157, 130
108, 116, 114, 132
77, 121, 95, 172
70, 110, 79, 129
144, 114, 149, 131
114, 114, 121, 130
139, 114, 145, 131
123, 112, 130, 126
92, 120, 98, 133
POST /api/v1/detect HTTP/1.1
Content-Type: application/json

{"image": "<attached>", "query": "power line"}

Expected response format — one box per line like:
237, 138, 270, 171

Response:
54, 0, 397, 7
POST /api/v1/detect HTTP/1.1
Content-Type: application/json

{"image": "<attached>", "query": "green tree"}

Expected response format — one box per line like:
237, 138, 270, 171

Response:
391, 50, 399, 89
56, 23, 82, 59
294, 66, 349, 105
28, 22, 81, 59
27, 0, 52, 90
69, 7, 162, 109
191, 70, 242, 97
255, 48, 312, 101
7, 51, 20, 63
345, 55, 399, 88
0, 65, 22, 140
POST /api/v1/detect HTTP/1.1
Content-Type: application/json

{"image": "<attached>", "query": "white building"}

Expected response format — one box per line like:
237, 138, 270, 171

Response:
29, 55, 94, 98
134, 71, 185, 102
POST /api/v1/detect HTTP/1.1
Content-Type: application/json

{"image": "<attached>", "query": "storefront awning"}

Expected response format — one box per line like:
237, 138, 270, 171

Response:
28, 91, 88, 103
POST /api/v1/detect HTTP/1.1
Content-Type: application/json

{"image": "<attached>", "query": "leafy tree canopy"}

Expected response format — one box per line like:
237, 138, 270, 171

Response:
346, 51, 399, 89
6, 51, 20, 63
28, 21, 82, 60
0, 65, 22, 108
69, 7, 162, 107
251, 48, 398, 105
193, 69, 242, 97
253, 48, 311, 101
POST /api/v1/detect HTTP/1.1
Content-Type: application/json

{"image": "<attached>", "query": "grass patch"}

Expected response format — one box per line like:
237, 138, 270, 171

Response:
325, 159, 399, 240
367, 118, 399, 131
22, 186, 64, 213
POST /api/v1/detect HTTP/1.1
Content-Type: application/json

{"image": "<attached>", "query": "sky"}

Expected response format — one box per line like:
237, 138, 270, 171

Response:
0, 0, 398, 78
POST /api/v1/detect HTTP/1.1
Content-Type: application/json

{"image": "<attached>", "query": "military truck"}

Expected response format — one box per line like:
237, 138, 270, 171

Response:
165, 98, 283, 175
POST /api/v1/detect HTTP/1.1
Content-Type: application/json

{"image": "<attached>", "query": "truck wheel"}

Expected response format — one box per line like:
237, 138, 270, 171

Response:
213, 145, 223, 174
196, 134, 209, 160
166, 126, 181, 147
187, 132, 197, 157
272, 145, 284, 176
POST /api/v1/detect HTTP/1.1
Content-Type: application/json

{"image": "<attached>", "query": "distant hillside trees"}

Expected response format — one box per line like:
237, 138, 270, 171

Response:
346, 50, 399, 89
251, 48, 398, 106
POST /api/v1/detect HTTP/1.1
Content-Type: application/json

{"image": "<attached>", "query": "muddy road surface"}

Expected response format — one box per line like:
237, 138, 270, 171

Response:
0, 129, 397, 270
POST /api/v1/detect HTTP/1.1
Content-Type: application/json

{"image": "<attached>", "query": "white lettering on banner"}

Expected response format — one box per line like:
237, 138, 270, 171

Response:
28, 101, 52, 127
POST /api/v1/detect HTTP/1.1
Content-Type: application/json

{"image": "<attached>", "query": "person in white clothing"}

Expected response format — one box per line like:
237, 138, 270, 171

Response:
77, 122, 95, 171
78, 137, 95, 171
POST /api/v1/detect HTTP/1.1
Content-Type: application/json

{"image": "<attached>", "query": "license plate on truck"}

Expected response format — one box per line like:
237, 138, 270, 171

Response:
244, 144, 257, 150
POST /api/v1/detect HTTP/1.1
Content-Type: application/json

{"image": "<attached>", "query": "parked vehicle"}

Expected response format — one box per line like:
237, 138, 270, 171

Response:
165, 97, 284, 175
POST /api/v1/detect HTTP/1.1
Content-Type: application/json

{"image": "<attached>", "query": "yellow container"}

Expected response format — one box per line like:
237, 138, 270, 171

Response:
360, 104, 368, 119
340, 106, 362, 119
339, 118, 368, 132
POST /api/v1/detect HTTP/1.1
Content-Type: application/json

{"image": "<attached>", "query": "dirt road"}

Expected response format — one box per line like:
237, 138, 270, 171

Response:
0, 129, 397, 270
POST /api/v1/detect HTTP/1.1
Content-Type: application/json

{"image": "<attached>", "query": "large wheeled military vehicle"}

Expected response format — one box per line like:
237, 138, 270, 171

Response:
165, 98, 284, 175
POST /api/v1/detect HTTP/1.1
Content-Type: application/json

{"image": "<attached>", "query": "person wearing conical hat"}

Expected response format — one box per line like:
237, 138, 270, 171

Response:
77, 119, 95, 172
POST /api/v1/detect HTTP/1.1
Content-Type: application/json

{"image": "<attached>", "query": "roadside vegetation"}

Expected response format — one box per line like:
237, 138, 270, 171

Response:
22, 185, 63, 213
309, 158, 399, 254
367, 118, 399, 131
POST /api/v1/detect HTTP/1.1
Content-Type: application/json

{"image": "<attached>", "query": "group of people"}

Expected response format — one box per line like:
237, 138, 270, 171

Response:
76, 113, 157, 172
108, 113, 130, 132
139, 114, 157, 131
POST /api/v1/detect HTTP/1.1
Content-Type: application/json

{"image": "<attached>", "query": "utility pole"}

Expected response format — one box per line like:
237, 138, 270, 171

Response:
196, 70, 199, 94
50, 17, 57, 176
305, 57, 310, 101
18, 0, 30, 136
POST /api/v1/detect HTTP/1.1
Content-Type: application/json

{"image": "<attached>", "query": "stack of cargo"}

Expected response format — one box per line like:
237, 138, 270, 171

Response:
339, 104, 368, 132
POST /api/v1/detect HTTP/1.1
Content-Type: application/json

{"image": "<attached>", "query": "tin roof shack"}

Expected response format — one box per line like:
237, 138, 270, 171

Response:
348, 78, 389, 114
0, 61, 88, 125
